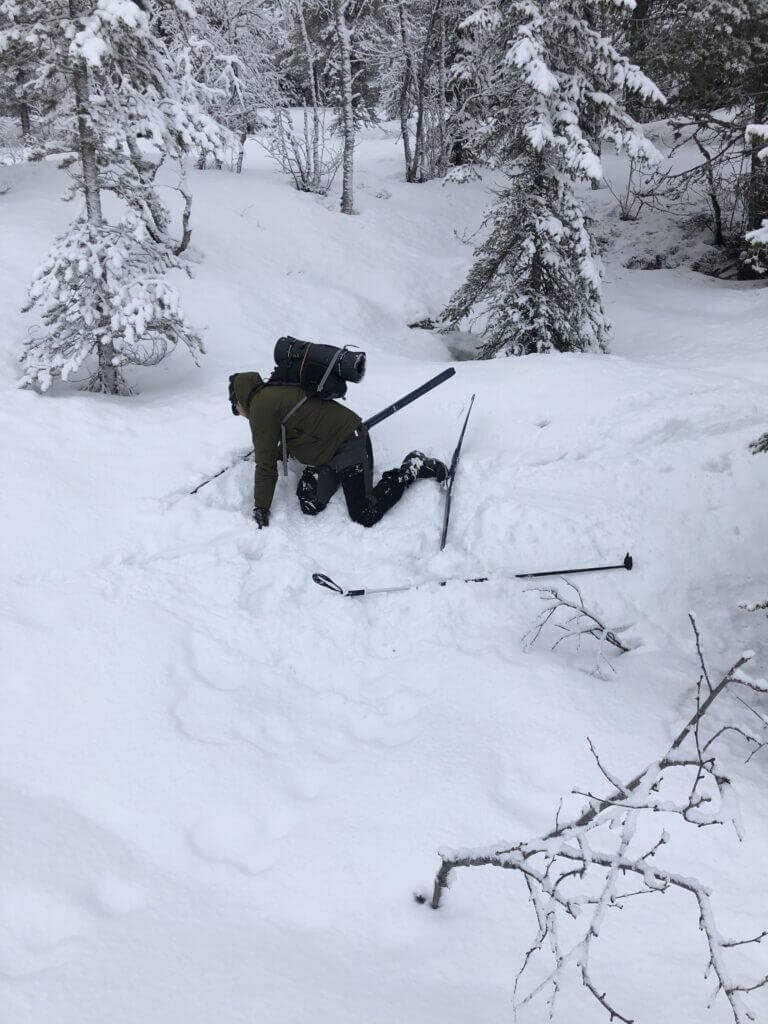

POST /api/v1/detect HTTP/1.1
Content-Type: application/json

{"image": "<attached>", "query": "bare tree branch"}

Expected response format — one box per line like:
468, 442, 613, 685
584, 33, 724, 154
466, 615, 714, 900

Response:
424, 623, 765, 1023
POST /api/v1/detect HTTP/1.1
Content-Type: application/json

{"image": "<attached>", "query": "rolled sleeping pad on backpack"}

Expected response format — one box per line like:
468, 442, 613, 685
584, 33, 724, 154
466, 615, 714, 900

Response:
272, 337, 366, 397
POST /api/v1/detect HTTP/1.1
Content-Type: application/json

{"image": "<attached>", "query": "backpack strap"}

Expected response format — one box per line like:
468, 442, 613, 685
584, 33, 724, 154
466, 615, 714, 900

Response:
280, 395, 308, 477
315, 345, 346, 395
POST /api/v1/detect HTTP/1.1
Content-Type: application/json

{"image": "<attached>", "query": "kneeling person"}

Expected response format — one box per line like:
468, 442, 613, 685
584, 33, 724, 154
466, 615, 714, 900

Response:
229, 371, 447, 528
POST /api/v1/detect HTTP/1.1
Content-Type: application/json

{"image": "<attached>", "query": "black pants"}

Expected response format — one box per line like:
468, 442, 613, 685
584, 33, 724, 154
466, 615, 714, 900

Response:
297, 427, 408, 528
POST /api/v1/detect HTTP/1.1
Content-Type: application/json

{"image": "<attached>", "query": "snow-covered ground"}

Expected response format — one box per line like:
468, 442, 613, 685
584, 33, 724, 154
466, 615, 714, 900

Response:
1, 125, 767, 1024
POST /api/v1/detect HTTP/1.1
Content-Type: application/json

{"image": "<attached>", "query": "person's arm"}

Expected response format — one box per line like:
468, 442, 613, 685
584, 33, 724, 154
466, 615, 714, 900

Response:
249, 401, 282, 514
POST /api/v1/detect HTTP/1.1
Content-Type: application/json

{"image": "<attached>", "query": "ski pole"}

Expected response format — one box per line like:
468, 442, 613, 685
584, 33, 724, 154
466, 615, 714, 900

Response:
189, 449, 254, 495
362, 367, 456, 430
312, 554, 633, 598
440, 394, 475, 551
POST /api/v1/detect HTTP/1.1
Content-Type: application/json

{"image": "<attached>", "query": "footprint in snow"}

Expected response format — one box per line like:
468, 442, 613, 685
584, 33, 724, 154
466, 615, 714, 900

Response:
339, 692, 423, 746
172, 683, 237, 746
90, 876, 147, 916
0, 786, 149, 979
0, 886, 90, 978
701, 453, 732, 474
189, 804, 298, 874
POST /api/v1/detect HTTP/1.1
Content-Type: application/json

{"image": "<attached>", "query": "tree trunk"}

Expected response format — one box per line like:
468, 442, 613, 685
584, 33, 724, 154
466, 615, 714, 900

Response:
740, 43, 768, 276
693, 137, 725, 246
628, 0, 652, 62
398, 75, 413, 176
69, 0, 120, 394
747, 95, 768, 233
333, 0, 355, 214
236, 131, 247, 174
174, 174, 193, 255
295, 0, 321, 190
411, 0, 441, 182
71, 66, 102, 225
627, 0, 652, 119
397, 3, 414, 180
126, 135, 170, 239
16, 70, 31, 138
18, 102, 31, 138
436, 13, 447, 177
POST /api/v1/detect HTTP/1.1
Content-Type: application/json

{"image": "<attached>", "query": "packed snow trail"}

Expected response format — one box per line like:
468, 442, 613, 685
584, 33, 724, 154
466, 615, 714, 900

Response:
1, 128, 767, 1024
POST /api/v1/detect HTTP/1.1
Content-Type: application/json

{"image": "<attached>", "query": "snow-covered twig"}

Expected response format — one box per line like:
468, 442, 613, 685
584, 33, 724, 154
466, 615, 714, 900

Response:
603, 155, 654, 221
523, 580, 632, 676
260, 107, 342, 195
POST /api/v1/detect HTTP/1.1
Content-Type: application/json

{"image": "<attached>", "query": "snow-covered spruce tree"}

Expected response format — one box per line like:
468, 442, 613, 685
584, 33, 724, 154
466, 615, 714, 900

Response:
442, 1, 663, 356
0, 0, 226, 394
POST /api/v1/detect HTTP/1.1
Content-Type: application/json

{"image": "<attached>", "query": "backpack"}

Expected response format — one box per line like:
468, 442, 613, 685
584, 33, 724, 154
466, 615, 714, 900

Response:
268, 337, 367, 476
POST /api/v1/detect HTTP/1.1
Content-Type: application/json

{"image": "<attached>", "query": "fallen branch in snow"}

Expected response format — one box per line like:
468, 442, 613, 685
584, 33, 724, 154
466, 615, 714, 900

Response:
522, 579, 633, 676
421, 616, 768, 1024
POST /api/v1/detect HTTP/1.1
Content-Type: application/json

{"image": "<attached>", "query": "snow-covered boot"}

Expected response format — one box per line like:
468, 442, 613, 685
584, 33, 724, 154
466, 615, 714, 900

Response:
400, 451, 448, 485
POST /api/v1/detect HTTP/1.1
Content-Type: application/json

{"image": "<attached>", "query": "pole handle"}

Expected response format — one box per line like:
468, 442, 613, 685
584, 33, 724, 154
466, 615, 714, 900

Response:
312, 572, 346, 595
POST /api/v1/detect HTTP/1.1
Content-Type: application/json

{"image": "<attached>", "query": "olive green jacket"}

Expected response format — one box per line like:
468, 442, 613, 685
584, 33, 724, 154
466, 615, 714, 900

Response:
233, 372, 361, 510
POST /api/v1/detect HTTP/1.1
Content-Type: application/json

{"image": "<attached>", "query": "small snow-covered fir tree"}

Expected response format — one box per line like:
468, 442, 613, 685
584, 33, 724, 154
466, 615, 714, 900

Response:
0, 0, 226, 394
21, 216, 204, 392
442, 0, 663, 356
445, 156, 605, 355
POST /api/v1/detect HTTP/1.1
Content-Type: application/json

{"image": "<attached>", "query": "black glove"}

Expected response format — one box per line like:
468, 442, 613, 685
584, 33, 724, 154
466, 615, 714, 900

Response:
253, 505, 270, 529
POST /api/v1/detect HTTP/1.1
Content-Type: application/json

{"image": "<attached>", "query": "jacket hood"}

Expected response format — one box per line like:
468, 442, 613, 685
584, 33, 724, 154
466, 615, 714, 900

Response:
232, 372, 265, 413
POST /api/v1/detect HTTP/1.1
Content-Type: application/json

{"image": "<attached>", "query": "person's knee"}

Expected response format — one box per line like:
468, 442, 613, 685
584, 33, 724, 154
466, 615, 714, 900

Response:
297, 465, 336, 516
299, 496, 324, 516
